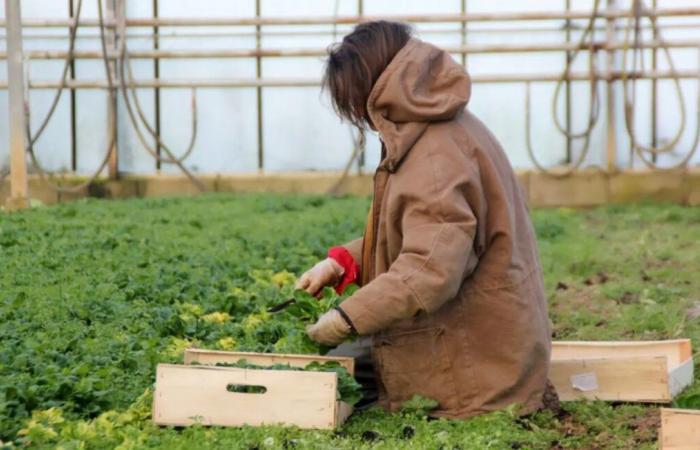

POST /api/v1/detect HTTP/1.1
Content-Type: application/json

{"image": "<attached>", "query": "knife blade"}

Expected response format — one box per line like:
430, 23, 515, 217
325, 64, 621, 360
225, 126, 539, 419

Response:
266, 298, 296, 313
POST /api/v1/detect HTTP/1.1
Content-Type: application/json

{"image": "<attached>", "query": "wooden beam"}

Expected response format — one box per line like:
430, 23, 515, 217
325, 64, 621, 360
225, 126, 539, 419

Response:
3, 169, 699, 207
4, 0, 29, 210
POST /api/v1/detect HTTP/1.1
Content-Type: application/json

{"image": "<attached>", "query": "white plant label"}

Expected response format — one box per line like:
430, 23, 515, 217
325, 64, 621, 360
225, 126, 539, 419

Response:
570, 372, 599, 392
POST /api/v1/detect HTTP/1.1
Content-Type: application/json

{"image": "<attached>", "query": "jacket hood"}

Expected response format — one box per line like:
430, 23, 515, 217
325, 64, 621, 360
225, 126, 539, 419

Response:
367, 38, 472, 171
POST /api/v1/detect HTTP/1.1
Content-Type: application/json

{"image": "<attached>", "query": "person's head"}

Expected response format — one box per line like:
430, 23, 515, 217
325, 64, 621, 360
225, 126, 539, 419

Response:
322, 20, 413, 129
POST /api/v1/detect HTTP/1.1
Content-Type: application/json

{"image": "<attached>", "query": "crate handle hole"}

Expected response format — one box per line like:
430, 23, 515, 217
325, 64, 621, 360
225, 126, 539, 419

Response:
226, 384, 267, 394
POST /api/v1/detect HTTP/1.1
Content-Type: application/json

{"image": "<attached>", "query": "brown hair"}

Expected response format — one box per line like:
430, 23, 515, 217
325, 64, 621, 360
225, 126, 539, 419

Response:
322, 21, 412, 129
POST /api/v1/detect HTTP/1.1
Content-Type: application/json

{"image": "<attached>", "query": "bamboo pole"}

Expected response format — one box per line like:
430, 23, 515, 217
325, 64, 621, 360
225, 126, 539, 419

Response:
5, 22, 700, 41
2, 69, 695, 90
3, 7, 700, 27
4, 0, 29, 210
8, 39, 700, 60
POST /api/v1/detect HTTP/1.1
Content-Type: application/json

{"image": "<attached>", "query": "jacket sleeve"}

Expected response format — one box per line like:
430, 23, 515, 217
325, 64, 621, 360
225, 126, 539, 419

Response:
342, 238, 363, 265
338, 154, 478, 336
327, 246, 360, 294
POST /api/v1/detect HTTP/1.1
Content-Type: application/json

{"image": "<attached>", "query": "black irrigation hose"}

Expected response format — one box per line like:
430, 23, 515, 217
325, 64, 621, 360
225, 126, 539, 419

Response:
25, 0, 83, 147
327, 0, 368, 194
24, 0, 115, 194
620, 0, 700, 168
525, 0, 700, 175
524, 0, 602, 178
22, 0, 204, 194
327, 128, 366, 195
120, 49, 199, 166
116, 40, 206, 191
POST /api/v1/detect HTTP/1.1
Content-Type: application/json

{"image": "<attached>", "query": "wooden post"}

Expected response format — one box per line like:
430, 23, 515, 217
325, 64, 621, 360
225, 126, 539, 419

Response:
4, 0, 29, 210
605, 0, 618, 172
651, 0, 658, 165
105, 0, 120, 179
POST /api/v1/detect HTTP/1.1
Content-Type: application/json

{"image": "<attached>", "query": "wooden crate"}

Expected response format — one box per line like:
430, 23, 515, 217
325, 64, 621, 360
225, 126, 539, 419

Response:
659, 408, 700, 450
550, 339, 693, 402
152, 350, 355, 430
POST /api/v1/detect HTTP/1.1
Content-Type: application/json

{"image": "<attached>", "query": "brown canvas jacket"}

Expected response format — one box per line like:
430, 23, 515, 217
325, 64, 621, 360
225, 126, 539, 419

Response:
338, 38, 552, 418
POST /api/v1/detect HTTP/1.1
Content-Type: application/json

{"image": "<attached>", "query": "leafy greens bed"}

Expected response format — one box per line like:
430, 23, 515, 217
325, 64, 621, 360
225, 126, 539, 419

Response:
2, 194, 700, 449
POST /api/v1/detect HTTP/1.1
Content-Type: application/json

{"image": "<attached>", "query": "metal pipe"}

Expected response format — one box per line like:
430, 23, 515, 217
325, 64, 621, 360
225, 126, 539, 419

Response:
153, 0, 162, 171
3, 7, 700, 27
255, 0, 264, 171
10, 39, 700, 60
69, 0, 77, 172
5, 69, 697, 90
357, 0, 364, 173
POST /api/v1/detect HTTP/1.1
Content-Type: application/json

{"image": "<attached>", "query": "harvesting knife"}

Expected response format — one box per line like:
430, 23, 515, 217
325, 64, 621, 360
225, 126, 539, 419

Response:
266, 298, 295, 313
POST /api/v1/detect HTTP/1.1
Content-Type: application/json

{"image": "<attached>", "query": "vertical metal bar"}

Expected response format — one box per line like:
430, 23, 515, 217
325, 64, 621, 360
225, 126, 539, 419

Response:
651, 0, 658, 164
564, 0, 572, 163
605, 0, 618, 172
106, 0, 119, 179
358, 0, 365, 173
255, 0, 264, 171
69, 0, 77, 172
153, 0, 162, 171
4, 0, 29, 210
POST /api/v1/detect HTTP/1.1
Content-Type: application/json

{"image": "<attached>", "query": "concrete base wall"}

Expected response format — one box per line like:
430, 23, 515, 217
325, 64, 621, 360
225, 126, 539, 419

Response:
2, 169, 700, 209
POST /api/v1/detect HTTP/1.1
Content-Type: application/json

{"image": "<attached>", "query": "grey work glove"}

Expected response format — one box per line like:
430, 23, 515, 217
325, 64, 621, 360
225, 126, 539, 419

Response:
306, 309, 352, 346
295, 258, 345, 296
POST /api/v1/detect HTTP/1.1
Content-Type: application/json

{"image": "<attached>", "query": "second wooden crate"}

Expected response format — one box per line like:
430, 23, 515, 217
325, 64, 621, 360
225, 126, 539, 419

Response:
659, 408, 700, 450
550, 339, 693, 402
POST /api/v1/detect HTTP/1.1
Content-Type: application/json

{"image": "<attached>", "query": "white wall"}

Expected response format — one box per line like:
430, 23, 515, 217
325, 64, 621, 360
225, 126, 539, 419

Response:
1, 0, 699, 175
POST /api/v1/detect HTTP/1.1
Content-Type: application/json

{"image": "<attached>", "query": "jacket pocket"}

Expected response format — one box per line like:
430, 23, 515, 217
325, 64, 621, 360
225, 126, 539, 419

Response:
375, 327, 458, 411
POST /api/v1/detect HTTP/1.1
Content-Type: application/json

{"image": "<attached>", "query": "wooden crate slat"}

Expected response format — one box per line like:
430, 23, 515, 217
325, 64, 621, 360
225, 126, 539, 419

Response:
550, 356, 670, 402
336, 400, 354, 425
153, 364, 340, 429
184, 348, 355, 375
552, 339, 691, 368
660, 408, 700, 450
550, 339, 693, 403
